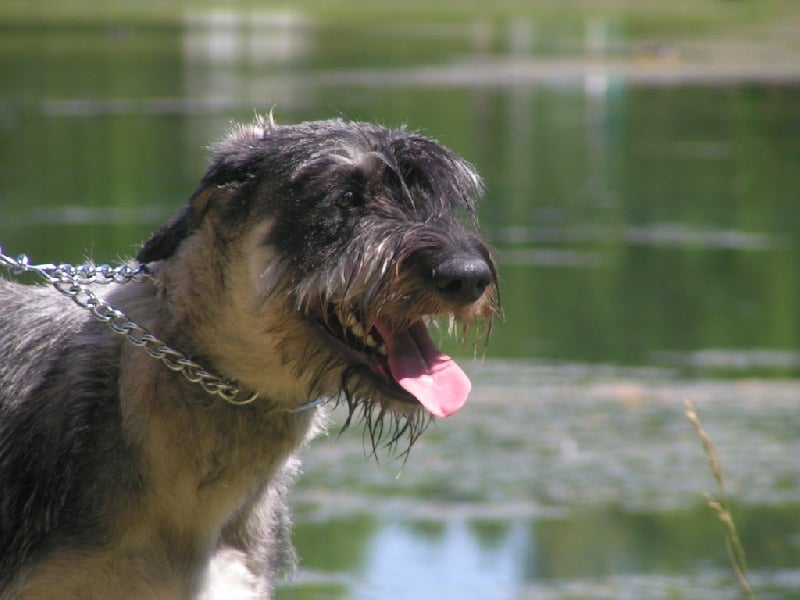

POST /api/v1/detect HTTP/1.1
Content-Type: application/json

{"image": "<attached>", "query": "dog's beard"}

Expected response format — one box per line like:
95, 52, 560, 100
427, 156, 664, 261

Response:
340, 363, 432, 457
300, 316, 441, 453
275, 304, 474, 457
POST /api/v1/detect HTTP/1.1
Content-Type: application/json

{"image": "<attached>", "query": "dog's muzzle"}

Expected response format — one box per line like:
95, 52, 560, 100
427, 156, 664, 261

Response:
311, 242, 496, 419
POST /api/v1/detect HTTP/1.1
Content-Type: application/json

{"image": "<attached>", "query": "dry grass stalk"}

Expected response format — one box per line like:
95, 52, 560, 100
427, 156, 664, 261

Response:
684, 398, 755, 600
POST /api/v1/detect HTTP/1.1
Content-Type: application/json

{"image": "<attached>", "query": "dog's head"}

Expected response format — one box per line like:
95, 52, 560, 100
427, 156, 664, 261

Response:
138, 116, 499, 447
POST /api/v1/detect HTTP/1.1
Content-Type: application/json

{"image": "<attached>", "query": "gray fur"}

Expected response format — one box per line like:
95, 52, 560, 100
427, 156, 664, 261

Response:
0, 117, 498, 598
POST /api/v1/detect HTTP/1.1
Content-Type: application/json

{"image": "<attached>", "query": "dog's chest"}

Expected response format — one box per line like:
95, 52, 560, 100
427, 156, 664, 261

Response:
122, 402, 313, 556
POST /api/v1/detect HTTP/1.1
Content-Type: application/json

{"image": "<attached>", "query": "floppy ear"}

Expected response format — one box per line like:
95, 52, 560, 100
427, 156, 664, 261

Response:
136, 187, 215, 264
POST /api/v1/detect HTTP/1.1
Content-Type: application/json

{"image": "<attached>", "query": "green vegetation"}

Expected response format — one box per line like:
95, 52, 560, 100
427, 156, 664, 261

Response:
2, 0, 799, 38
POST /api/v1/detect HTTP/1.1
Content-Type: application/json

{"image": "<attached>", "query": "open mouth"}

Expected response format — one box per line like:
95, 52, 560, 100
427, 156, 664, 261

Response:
312, 307, 471, 418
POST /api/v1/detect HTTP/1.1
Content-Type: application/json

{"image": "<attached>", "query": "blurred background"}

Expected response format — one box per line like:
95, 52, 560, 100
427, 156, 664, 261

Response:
1, 1, 799, 598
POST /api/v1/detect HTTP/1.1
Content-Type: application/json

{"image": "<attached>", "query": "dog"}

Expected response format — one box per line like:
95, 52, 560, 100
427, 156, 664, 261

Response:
0, 116, 498, 599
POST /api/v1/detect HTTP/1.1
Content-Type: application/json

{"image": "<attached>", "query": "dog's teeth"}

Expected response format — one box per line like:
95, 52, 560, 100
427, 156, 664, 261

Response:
350, 322, 366, 338
376, 342, 387, 356
364, 333, 378, 348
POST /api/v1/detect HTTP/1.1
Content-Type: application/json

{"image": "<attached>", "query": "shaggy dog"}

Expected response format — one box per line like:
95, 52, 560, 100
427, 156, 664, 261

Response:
0, 117, 498, 599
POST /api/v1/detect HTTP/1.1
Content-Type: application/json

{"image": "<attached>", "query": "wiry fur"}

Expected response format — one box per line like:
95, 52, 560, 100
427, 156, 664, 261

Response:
0, 117, 498, 598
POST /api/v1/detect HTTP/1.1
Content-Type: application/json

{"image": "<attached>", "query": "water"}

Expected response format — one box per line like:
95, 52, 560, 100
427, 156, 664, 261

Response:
1, 11, 799, 598
283, 367, 800, 598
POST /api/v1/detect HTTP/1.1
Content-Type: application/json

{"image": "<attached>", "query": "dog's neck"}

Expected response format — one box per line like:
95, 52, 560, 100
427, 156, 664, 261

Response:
107, 277, 323, 552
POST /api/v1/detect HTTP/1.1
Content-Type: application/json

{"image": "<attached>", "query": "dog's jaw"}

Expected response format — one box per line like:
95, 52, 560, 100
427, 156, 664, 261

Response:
306, 307, 471, 418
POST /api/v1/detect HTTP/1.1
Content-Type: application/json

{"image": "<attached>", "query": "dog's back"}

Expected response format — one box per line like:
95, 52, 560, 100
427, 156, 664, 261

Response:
0, 279, 130, 592
0, 277, 301, 598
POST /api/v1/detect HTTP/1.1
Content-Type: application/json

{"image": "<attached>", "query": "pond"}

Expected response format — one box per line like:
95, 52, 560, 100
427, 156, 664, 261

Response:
1, 10, 799, 599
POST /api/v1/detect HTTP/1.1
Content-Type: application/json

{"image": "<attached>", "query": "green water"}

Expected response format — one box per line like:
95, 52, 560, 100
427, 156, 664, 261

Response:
1, 12, 799, 599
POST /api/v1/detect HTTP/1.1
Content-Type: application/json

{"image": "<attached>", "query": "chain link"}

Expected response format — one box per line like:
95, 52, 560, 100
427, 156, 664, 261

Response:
0, 247, 278, 407
1, 252, 154, 285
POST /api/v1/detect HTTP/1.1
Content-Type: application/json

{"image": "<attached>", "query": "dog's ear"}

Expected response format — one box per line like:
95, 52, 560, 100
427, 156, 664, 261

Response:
136, 187, 215, 264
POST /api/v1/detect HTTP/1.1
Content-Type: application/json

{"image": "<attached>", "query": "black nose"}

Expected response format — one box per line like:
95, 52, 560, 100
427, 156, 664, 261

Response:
431, 255, 493, 305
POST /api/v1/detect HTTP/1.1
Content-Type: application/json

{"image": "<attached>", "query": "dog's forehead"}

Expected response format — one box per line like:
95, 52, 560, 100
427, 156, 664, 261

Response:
201, 118, 484, 219
213, 119, 482, 197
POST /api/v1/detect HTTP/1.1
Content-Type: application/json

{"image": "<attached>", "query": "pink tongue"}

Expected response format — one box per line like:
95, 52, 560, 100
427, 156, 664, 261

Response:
375, 320, 471, 418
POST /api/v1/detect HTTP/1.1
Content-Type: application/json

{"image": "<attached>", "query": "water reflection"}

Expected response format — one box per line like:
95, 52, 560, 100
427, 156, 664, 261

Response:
282, 506, 800, 599
491, 223, 783, 251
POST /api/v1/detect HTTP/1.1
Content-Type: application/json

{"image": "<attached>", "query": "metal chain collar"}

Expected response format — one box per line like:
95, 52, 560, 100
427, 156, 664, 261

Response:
0, 247, 327, 412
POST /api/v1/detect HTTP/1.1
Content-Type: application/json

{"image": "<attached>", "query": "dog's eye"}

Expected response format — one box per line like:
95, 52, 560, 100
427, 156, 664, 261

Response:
336, 190, 361, 209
